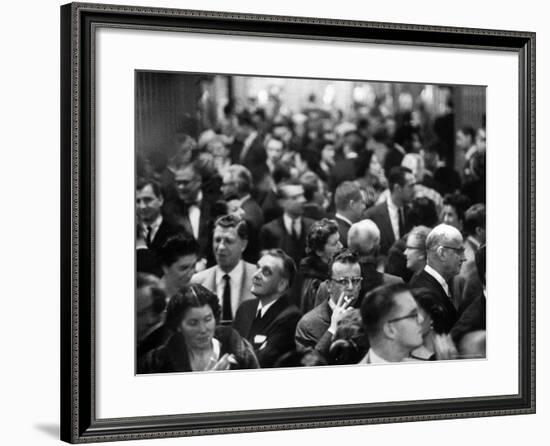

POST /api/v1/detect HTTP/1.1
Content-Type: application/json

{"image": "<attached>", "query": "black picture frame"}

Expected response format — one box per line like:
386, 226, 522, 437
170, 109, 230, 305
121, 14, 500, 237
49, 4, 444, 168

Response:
60, 2, 536, 443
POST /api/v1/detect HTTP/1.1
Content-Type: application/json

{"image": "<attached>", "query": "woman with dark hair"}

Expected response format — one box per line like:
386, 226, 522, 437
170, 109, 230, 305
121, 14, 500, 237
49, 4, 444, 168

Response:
140, 284, 258, 373
409, 287, 458, 361
354, 150, 387, 208
298, 218, 342, 313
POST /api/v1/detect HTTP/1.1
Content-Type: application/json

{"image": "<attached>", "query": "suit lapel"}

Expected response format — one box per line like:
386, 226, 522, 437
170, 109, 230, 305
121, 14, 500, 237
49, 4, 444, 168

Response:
380, 203, 396, 245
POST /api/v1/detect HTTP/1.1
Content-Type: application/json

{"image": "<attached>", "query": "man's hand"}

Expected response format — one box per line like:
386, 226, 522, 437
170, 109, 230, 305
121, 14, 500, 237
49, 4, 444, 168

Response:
208, 353, 238, 371
328, 292, 355, 335
433, 334, 459, 360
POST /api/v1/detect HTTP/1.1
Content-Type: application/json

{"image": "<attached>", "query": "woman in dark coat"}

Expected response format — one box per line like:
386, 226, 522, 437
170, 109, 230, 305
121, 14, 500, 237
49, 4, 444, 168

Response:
297, 218, 342, 313
141, 284, 258, 373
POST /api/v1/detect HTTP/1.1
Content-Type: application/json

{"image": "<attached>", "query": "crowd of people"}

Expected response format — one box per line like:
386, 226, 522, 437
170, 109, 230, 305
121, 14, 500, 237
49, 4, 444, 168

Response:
135, 92, 487, 372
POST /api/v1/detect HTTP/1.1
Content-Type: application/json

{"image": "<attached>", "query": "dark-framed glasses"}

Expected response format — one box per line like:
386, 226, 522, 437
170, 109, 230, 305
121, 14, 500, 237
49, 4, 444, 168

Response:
387, 310, 423, 324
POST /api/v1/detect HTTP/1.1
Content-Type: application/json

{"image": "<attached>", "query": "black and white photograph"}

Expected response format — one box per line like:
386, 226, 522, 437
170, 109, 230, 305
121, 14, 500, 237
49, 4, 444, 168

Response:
135, 72, 487, 373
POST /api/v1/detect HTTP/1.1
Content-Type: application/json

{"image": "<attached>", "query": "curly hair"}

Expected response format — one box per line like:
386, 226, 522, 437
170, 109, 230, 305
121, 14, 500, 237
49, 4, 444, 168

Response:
165, 283, 221, 330
305, 218, 339, 255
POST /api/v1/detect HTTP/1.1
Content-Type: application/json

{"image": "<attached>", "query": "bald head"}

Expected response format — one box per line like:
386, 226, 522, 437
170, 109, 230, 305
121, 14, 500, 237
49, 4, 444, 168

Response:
426, 224, 463, 250
426, 224, 465, 280
348, 219, 380, 257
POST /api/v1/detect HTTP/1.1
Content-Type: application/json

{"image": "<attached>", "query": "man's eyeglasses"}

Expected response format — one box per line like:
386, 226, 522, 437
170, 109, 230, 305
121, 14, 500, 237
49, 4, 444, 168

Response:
387, 310, 423, 324
405, 245, 423, 250
331, 277, 362, 287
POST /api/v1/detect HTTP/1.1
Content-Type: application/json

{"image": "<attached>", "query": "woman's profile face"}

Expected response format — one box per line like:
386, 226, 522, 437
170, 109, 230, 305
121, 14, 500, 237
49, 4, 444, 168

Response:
178, 305, 216, 350
368, 154, 383, 177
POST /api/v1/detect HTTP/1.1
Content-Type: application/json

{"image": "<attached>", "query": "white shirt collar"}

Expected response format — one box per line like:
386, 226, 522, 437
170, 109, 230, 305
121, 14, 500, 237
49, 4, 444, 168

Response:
424, 264, 450, 297
387, 193, 399, 212
244, 131, 258, 148
359, 348, 390, 364
335, 213, 353, 226
215, 260, 244, 284
283, 213, 301, 235
258, 297, 279, 318
467, 235, 481, 251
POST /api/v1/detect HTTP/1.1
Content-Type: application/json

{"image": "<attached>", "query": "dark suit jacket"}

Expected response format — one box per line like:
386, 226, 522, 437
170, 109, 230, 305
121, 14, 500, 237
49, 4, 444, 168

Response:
148, 218, 182, 251
409, 269, 459, 333
450, 294, 486, 344
364, 202, 397, 255
259, 216, 314, 267
240, 196, 265, 263
258, 188, 283, 224
334, 215, 352, 248
231, 135, 267, 180
162, 196, 215, 264
136, 218, 183, 276
329, 158, 357, 191
295, 300, 333, 358
232, 295, 301, 368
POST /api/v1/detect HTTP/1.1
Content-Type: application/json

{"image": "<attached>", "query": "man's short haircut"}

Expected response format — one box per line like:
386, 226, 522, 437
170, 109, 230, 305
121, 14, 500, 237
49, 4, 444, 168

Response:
272, 163, 292, 185
360, 283, 411, 338
263, 249, 297, 289
458, 125, 476, 141
165, 283, 221, 329
329, 249, 359, 276
388, 166, 413, 192
463, 203, 486, 236
214, 214, 249, 240
334, 181, 362, 211
408, 197, 438, 227
276, 179, 303, 200
443, 193, 472, 224
158, 233, 198, 267
306, 218, 339, 255
299, 170, 320, 201
226, 164, 253, 194
136, 177, 162, 198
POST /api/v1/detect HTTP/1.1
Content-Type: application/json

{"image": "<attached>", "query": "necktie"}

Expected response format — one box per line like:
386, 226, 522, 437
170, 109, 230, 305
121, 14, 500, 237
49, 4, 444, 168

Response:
291, 218, 300, 240
222, 274, 232, 322
398, 208, 405, 238
145, 225, 153, 247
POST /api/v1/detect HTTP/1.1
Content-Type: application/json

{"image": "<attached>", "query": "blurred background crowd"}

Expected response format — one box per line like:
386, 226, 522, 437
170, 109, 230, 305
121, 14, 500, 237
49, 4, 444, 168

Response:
135, 73, 487, 373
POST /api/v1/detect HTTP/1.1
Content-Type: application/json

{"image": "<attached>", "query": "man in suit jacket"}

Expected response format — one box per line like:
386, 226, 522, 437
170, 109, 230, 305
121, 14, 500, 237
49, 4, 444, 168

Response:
364, 166, 416, 255
136, 177, 183, 276
221, 164, 264, 264
333, 181, 367, 248
409, 224, 465, 333
162, 162, 217, 267
191, 214, 256, 324
230, 112, 267, 181
233, 249, 301, 368
295, 250, 362, 359
328, 131, 363, 191
259, 180, 314, 268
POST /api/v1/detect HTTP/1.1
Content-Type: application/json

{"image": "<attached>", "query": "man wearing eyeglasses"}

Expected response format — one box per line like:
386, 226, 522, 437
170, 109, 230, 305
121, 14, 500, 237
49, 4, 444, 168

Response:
359, 283, 425, 363
409, 223, 464, 333
295, 250, 362, 359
